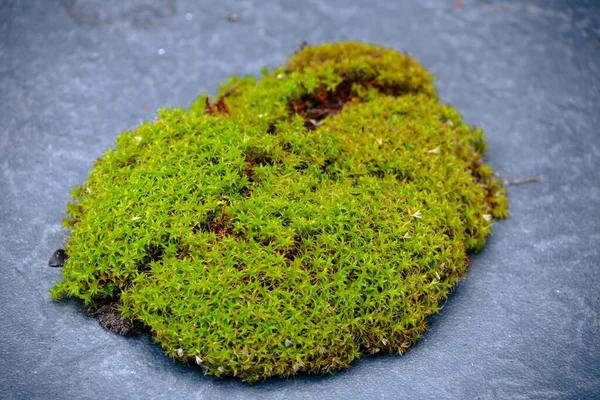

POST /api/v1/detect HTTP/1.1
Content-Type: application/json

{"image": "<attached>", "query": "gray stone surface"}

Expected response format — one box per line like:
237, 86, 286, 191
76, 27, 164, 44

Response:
1, 0, 599, 398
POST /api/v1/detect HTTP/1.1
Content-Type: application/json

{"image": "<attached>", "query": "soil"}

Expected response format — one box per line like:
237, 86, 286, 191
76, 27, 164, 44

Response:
84, 299, 148, 336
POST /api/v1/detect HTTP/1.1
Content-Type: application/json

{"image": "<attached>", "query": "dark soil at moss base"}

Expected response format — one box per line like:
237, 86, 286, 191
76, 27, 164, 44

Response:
83, 298, 148, 336
50, 42, 507, 383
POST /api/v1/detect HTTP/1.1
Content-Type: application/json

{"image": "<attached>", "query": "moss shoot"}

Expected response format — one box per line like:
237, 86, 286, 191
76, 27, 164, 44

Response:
50, 42, 507, 383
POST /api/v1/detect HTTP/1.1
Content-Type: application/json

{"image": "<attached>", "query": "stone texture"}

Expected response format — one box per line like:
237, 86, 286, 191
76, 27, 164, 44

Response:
1, 0, 599, 398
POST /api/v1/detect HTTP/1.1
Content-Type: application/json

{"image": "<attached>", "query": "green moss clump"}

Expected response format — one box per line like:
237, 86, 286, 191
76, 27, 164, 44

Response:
50, 42, 506, 383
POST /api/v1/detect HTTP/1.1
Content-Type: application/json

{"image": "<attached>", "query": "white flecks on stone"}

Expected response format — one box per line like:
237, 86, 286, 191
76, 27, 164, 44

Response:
185, 13, 193, 21
158, 48, 165, 55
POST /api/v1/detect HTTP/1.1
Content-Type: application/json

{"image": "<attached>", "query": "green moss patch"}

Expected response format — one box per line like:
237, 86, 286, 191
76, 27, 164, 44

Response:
50, 42, 507, 383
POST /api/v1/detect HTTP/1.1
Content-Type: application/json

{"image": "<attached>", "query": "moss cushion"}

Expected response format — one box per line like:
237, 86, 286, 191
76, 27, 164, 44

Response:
50, 42, 507, 383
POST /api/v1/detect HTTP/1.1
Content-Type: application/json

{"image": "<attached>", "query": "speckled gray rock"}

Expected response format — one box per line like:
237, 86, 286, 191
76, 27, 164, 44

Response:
1, 0, 599, 398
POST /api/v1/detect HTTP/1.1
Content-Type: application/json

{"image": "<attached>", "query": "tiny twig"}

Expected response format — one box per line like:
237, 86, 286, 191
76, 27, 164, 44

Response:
501, 177, 541, 186
220, 86, 239, 98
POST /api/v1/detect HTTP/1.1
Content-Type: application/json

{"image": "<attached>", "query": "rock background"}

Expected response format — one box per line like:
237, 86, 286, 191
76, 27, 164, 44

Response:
1, 0, 599, 398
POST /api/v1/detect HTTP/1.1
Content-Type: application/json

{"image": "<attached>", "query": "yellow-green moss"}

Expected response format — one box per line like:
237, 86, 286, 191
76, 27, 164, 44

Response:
50, 42, 506, 383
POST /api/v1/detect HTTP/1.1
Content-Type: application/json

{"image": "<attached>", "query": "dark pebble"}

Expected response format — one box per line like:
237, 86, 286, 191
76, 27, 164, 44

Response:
226, 12, 239, 22
48, 249, 68, 267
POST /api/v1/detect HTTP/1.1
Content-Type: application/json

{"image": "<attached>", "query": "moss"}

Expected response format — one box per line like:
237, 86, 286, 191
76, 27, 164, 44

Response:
50, 42, 506, 383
